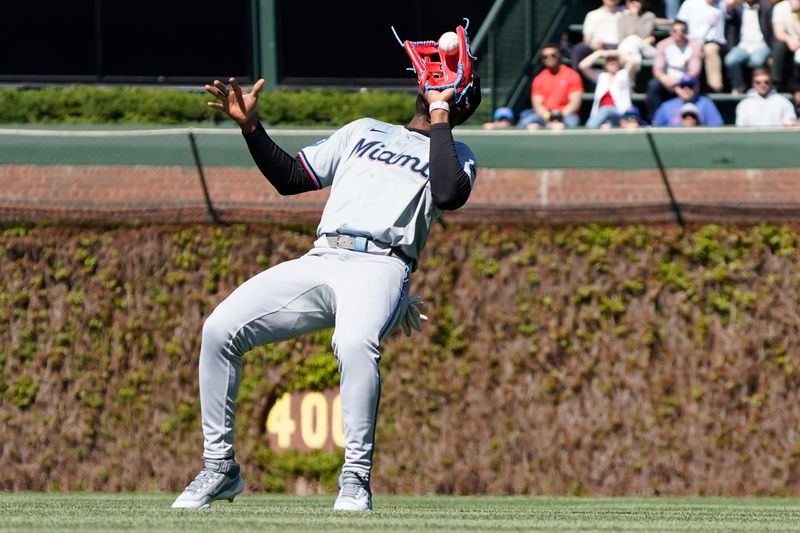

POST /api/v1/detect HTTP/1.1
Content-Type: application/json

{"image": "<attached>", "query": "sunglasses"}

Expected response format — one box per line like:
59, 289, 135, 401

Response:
678, 83, 697, 88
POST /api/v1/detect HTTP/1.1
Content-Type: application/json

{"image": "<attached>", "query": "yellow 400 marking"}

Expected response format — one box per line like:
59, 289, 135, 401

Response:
266, 391, 345, 450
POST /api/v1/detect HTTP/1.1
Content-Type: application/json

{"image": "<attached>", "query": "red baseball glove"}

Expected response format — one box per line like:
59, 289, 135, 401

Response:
393, 19, 477, 105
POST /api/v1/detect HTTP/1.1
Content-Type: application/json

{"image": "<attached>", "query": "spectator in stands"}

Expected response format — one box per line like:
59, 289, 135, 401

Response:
647, 19, 703, 117
579, 49, 637, 128
620, 106, 648, 127
652, 74, 725, 125
677, 0, 730, 92
790, 81, 800, 119
482, 106, 515, 130
724, 0, 774, 94
735, 68, 798, 125
679, 101, 703, 125
618, 0, 658, 68
518, 44, 584, 130
771, 0, 800, 91
572, 0, 623, 73
665, 0, 684, 21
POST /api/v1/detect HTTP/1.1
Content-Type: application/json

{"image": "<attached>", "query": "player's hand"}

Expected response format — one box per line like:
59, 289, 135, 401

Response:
400, 295, 428, 336
425, 88, 455, 125
426, 87, 455, 104
205, 77, 265, 133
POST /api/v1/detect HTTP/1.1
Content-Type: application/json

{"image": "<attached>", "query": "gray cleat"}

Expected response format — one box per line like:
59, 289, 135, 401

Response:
333, 471, 372, 511
172, 464, 244, 509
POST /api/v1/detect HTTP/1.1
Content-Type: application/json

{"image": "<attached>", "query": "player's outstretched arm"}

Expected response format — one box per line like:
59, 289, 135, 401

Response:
426, 88, 474, 210
206, 77, 317, 195
205, 77, 265, 134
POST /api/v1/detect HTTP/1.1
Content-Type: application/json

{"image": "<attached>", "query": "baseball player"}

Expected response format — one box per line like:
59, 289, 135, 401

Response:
172, 45, 480, 511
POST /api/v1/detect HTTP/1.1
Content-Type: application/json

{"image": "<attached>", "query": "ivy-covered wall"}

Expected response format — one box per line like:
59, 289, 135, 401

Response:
2, 222, 800, 496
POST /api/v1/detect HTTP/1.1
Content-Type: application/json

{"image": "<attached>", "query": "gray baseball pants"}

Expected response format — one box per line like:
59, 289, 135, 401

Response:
199, 245, 409, 479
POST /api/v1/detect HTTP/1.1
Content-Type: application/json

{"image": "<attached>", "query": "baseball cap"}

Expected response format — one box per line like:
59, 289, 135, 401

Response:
680, 102, 701, 120
492, 106, 514, 122
678, 75, 699, 88
453, 76, 482, 124
621, 106, 640, 119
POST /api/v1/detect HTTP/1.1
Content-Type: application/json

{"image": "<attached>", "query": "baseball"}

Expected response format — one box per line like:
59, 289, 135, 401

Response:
438, 31, 459, 55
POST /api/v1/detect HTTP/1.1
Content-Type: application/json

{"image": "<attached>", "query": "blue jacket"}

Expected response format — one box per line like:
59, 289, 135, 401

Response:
652, 96, 724, 127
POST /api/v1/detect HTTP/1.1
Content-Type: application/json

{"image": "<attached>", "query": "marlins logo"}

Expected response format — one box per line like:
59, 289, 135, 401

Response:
348, 137, 430, 179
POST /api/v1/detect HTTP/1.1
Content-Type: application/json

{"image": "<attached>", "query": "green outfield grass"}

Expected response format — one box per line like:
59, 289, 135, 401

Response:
1, 493, 799, 532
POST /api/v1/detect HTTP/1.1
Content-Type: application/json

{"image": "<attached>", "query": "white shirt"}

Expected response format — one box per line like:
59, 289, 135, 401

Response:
583, 7, 621, 45
739, 3, 766, 53
678, 0, 727, 44
735, 89, 797, 126
664, 41, 697, 80
773, 0, 799, 40
300, 118, 477, 266
590, 68, 634, 117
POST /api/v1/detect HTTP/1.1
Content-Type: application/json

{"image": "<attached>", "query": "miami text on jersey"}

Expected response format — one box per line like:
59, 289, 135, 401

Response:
348, 138, 430, 179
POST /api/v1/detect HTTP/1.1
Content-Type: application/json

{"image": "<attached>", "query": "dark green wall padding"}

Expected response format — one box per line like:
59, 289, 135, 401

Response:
1, 127, 798, 170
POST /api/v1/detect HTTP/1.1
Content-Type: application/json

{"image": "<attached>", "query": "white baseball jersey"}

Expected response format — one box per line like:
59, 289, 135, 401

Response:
297, 118, 477, 268
194, 117, 479, 488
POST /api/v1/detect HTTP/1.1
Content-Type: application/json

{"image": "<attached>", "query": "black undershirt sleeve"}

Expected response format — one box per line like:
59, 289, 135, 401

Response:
428, 123, 473, 210
242, 121, 318, 195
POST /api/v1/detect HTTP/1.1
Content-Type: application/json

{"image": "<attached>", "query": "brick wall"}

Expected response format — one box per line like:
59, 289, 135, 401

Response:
1, 165, 799, 223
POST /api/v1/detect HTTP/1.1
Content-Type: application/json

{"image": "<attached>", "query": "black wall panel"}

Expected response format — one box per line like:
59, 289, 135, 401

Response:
0, 0, 490, 85
100, 0, 251, 81
0, 1, 97, 77
277, 1, 491, 84
0, 0, 252, 83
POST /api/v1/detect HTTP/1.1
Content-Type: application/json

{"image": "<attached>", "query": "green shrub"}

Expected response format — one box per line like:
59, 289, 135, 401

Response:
7, 376, 38, 409
0, 86, 420, 126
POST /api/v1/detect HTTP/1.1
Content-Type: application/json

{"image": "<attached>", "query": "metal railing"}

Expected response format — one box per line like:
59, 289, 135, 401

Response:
471, 0, 575, 112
